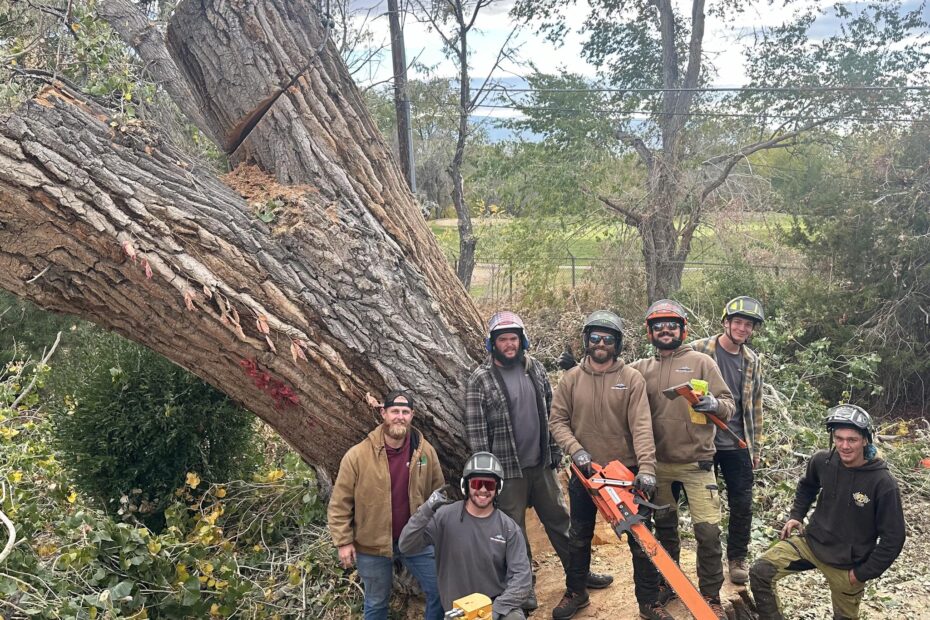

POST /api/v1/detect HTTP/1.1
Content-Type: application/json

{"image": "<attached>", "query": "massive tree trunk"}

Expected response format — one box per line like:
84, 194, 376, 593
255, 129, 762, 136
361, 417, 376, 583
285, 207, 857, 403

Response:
0, 0, 484, 477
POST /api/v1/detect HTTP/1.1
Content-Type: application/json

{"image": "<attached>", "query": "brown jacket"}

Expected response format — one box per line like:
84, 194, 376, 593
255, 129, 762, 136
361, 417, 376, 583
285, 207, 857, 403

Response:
328, 426, 444, 557
549, 358, 656, 476
630, 344, 735, 464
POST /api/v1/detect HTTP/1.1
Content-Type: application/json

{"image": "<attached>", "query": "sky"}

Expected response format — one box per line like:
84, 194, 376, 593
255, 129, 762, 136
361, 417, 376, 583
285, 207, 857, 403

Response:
345, 0, 927, 91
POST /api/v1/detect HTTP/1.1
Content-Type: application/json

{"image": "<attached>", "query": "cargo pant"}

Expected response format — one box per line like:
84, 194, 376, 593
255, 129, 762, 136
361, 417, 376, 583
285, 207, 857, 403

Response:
750, 535, 866, 619
649, 461, 724, 597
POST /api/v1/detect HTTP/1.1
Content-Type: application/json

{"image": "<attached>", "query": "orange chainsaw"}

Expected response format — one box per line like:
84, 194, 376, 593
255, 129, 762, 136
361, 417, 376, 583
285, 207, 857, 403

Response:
662, 382, 748, 449
571, 460, 717, 620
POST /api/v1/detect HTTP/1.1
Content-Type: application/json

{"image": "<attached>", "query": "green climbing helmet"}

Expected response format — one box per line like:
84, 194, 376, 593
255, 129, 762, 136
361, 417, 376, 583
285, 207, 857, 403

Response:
722, 296, 765, 324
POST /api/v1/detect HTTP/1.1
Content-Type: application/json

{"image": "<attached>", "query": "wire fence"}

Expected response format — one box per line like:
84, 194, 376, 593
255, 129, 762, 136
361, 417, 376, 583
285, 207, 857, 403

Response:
452, 255, 805, 301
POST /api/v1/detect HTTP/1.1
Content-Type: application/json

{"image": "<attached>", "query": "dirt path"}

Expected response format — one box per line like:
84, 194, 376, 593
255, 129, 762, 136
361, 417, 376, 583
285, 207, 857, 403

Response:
525, 510, 744, 619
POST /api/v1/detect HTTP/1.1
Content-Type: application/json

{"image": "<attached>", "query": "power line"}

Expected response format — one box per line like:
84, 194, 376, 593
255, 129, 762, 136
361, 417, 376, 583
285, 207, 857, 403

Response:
490, 85, 930, 94
466, 103, 930, 125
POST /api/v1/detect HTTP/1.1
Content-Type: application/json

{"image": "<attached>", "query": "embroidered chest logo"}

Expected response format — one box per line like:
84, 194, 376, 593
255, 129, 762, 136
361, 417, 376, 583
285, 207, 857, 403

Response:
674, 366, 693, 373
612, 383, 628, 390
852, 492, 870, 507
417, 456, 427, 467
490, 534, 507, 544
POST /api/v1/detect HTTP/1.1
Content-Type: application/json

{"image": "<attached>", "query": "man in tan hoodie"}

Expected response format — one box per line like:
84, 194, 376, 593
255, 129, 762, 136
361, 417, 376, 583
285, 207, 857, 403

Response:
630, 300, 735, 620
549, 311, 659, 620
327, 390, 446, 620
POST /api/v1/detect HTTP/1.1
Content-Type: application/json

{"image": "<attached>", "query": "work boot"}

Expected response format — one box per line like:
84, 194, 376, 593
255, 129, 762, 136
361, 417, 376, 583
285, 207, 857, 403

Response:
656, 582, 678, 605
552, 590, 590, 620
585, 571, 613, 589
728, 558, 750, 585
703, 595, 727, 620
639, 601, 675, 620
522, 589, 539, 612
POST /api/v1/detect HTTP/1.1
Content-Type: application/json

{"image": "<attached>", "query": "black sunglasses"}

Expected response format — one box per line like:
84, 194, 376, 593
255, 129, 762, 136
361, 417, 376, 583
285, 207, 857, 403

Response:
588, 333, 617, 345
650, 320, 682, 332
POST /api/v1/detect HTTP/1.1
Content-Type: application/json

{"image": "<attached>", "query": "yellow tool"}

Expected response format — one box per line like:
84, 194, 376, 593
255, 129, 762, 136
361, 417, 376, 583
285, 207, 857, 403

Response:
444, 593, 493, 619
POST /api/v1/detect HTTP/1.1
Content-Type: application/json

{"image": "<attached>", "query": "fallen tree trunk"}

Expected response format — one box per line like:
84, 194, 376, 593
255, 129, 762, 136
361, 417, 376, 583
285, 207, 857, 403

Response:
0, 0, 485, 477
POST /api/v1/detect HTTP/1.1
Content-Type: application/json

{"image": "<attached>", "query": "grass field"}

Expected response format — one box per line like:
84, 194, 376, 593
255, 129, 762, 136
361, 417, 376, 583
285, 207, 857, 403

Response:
428, 213, 802, 299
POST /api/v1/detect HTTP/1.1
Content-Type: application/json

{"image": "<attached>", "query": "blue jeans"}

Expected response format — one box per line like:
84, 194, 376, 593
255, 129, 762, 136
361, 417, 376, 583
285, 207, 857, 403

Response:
355, 543, 443, 620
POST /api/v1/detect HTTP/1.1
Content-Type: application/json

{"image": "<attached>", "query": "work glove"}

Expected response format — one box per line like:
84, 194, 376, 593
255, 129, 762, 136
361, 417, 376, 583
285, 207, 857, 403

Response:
692, 394, 719, 413
426, 484, 455, 512
571, 449, 593, 477
557, 350, 577, 371
633, 472, 657, 498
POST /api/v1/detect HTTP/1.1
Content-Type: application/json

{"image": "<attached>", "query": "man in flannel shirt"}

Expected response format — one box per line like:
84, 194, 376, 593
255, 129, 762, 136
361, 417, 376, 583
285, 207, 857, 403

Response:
691, 296, 765, 586
465, 311, 613, 612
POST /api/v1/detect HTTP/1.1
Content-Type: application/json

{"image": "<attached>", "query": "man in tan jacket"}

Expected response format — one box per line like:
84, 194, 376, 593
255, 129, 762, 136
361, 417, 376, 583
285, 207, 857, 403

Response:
548, 311, 659, 620
327, 390, 445, 620
630, 300, 735, 620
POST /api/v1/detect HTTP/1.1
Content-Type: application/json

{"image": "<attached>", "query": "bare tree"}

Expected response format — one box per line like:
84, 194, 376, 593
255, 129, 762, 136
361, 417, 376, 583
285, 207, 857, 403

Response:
410, 0, 517, 289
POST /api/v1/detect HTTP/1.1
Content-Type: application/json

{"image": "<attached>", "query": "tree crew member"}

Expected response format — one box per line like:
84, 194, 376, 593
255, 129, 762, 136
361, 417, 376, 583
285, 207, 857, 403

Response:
399, 452, 532, 620
750, 405, 905, 620
466, 311, 612, 611
691, 295, 765, 585
328, 390, 445, 620
630, 299, 735, 619
548, 311, 658, 620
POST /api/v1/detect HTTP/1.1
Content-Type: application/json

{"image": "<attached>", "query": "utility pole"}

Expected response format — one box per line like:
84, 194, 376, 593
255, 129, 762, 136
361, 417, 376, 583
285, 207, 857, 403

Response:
387, 0, 416, 193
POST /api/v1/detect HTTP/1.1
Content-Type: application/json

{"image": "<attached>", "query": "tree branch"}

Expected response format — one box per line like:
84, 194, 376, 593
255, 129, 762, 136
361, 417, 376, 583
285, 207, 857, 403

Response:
96, 0, 220, 145
469, 25, 518, 110
701, 119, 830, 200
616, 130, 655, 172
583, 187, 644, 227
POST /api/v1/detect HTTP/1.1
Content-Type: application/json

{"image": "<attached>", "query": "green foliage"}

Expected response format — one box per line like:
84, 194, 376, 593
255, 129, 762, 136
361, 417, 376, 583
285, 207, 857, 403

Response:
48, 333, 260, 524
1, 355, 358, 619
774, 127, 930, 413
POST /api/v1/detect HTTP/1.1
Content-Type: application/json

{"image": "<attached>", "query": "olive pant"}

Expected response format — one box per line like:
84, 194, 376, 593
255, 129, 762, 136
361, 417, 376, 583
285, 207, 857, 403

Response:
750, 535, 865, 620
650, 461, 724, 597
496, 463, 572, 574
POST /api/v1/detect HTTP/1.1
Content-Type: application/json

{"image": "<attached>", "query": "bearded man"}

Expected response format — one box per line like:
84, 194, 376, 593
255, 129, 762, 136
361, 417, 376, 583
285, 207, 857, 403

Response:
328, 390, 445, 619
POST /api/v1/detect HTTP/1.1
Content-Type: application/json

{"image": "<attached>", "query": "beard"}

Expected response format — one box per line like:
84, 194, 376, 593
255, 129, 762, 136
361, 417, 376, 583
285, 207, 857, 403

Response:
653, 335, 682, 350
492, 347, 525, 367
384, 421, 409, 440
585, 345, 615, 362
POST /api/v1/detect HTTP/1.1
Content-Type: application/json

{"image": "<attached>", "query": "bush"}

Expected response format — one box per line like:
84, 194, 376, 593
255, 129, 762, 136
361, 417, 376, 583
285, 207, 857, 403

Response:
49, 333, 260, 524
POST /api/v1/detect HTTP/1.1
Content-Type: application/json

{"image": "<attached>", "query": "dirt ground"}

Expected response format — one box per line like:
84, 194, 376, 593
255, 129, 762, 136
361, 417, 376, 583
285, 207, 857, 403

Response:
522, 500, 930, 620
524, 509, 739, 620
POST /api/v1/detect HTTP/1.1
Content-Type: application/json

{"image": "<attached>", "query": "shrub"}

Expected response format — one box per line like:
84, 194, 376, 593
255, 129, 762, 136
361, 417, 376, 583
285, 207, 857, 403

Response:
49, 332, 260, 524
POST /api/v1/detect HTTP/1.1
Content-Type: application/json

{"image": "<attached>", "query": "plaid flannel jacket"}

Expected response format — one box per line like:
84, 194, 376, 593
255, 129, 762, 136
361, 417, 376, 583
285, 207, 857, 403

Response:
465, 355, 561, 480
691, 335, 764, 460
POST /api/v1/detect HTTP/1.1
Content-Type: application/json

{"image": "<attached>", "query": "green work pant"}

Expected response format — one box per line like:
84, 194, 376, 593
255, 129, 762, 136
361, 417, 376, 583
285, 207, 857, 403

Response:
496, 463, 572, 576
750, 535, 865, 620
652, 461, 723, 597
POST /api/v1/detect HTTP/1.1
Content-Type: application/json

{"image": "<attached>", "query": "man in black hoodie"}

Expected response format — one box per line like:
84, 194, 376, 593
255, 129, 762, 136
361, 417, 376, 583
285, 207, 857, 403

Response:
750, 404, 906, 620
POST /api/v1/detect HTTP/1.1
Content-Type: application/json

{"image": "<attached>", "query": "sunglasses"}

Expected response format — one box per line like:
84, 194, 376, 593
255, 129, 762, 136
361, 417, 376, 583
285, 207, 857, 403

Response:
469, 478, 498, 492
650, 320, 682, 332
588, 333, 617, 346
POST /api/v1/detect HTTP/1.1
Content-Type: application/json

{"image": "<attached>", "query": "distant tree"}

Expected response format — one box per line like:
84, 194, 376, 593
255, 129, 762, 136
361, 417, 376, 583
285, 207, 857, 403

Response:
410, 0, 518, 289
512, 0, 930, 300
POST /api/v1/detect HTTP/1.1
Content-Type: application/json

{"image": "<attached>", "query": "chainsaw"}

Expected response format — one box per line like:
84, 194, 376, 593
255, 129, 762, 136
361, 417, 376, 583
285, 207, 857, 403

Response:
662, 381, 747, 449
571, 459, 718, 620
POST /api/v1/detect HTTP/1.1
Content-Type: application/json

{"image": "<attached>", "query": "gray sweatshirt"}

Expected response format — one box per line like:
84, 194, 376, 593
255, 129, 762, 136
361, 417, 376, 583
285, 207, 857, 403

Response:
398, 500, 531, 618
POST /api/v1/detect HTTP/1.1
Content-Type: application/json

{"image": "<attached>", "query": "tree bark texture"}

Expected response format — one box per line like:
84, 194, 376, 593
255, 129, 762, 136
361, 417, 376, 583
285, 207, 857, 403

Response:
0, 0, 485, 477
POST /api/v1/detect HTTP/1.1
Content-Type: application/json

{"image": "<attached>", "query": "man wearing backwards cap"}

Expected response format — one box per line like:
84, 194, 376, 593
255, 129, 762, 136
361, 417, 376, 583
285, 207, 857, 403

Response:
328, 390, 446, 620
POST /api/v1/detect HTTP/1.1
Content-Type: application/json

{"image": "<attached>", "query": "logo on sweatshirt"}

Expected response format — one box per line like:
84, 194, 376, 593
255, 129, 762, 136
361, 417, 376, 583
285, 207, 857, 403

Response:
612, 383, 628, 390
852, 492, 870, 507
490, 534, 507, 544
675, 366, 693, 373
